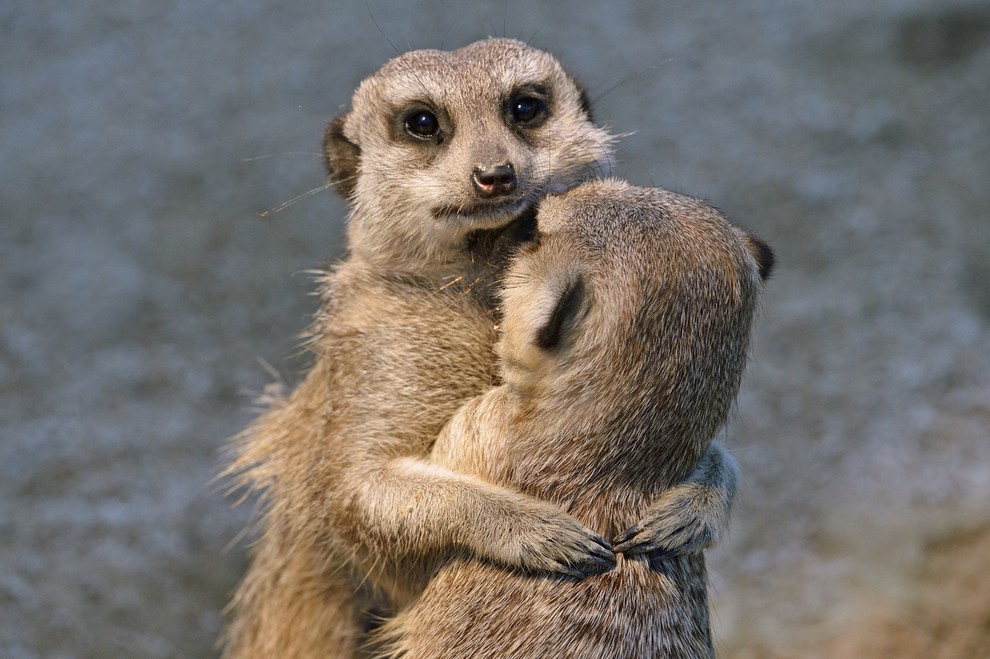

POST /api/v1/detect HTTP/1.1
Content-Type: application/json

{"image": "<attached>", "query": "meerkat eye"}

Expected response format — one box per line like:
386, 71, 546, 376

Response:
507, 91, 549, 127
404, 110, 440, 139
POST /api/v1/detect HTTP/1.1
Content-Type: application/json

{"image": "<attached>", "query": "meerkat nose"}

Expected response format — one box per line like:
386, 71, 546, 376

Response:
472, 163, 517, 198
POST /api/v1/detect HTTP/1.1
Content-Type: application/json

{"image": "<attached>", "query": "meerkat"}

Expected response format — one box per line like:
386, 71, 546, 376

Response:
377, 179, 774, 659
223, 40, 742, 658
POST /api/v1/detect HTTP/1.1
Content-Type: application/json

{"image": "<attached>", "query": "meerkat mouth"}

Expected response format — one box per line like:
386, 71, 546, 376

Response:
432, 196, 532, 223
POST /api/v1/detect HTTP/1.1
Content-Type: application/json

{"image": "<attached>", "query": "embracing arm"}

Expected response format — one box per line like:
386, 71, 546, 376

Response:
337, 392, 614, 589
614, 442, 739, 558
348, 456, 614, 578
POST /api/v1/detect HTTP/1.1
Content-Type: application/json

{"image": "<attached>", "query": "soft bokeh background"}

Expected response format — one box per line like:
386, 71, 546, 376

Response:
3, 0, 989, 656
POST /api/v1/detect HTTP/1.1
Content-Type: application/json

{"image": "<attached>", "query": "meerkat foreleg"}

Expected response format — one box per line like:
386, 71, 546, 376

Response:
350, 456, 616, 580
613, 443, 739, 557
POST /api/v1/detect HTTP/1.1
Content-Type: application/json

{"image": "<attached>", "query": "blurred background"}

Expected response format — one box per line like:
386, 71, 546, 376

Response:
2, 0, 988, 656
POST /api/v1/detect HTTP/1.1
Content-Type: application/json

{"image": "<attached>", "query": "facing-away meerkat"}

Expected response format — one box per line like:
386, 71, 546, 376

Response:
223, 39, 741, 658
378, 179, 774, 659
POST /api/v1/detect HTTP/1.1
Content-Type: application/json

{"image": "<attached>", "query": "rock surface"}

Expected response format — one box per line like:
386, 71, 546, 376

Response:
2, 0, 988, 656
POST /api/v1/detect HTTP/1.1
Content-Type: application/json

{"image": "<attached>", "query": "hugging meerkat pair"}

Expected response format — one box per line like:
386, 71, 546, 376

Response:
224, 38, 755, 658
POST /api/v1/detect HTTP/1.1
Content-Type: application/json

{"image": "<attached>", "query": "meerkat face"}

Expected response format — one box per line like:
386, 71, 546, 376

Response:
325, 39, 615, 261
498, 180, 773, 439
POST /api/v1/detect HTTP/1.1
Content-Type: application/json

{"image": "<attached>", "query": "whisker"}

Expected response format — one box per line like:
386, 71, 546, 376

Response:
243, 152, 324, 162
588, 60, 672, 106
368, 5, 401, 56
258, 182, 333, 218
525, 27, 543, 47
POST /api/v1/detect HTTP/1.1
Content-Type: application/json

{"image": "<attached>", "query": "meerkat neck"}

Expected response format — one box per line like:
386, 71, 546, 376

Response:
346, 211, 467, 276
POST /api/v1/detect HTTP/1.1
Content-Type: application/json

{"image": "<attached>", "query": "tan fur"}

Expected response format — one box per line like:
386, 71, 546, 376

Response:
223, 39, 618, 659
378, 180, 773, 658
222, 40, 744, 658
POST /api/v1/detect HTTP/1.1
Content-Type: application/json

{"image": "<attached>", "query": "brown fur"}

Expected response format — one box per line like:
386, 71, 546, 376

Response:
378, 180, 773, 658
222, 38, 618, 659
222, 39, 744, 658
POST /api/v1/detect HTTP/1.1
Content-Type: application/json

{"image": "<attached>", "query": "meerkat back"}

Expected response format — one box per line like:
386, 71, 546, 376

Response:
380, 179, 774, 658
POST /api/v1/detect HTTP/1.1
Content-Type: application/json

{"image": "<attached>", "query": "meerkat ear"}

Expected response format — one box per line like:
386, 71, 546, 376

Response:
323, 113, 360, 201
535, 276, 586, 350
564, 72, 595, 122
739, 232, 775, 282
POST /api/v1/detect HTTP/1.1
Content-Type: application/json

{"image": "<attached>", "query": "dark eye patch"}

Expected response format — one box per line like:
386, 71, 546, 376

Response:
505, 84, 550, 129
391, 103, 448, 145
535, 277, 585, 350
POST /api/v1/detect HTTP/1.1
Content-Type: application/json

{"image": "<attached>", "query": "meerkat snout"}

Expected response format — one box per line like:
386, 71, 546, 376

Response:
472, 163, 517, 198
318, 38, 616, 264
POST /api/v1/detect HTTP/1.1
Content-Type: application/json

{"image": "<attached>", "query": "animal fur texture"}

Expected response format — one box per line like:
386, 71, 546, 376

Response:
378, 180, 774, 659
223, 40, 743, 658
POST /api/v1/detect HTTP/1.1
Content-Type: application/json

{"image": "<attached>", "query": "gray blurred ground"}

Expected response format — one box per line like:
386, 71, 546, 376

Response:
2, 1, 989, 657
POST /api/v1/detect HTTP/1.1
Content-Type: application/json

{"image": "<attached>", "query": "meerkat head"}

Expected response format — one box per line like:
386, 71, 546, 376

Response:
324, 38, 615, 268
498, 179, 773, 451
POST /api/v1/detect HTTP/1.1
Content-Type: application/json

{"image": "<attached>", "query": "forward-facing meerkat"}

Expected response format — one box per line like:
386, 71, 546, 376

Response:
223, 40, 741, 658
378, 180, 774, 659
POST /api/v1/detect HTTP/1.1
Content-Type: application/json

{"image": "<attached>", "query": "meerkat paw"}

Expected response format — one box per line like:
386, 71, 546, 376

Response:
613, 484, 721, 558
614, 444, 738, 558
482, 508, 616, 578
